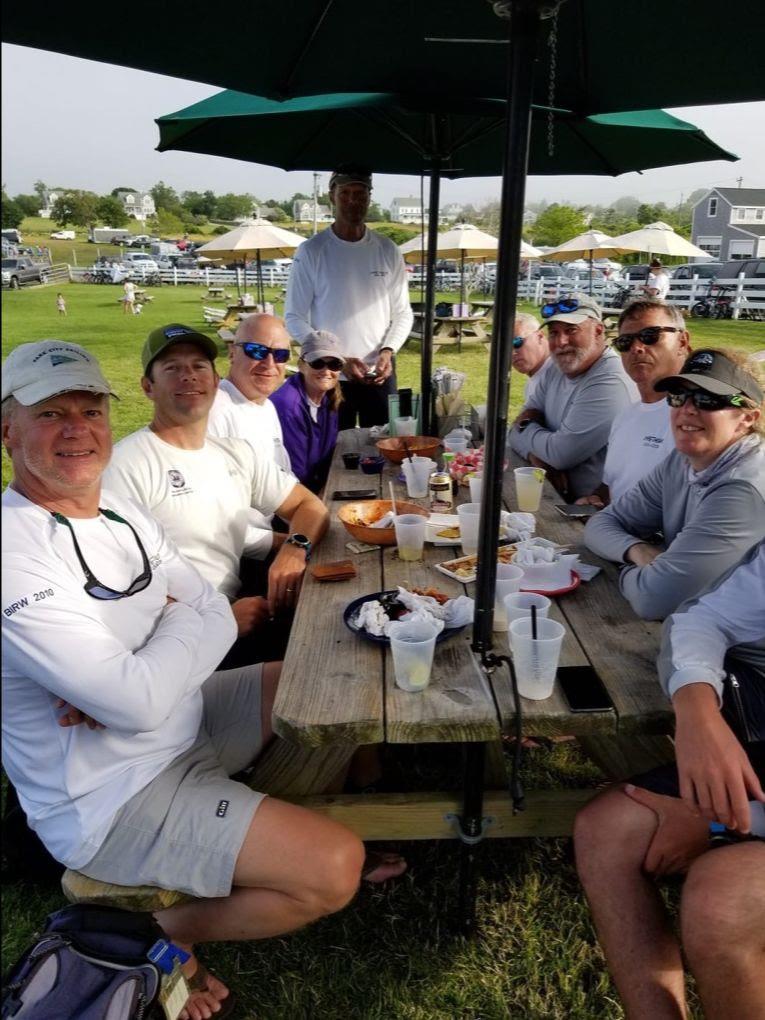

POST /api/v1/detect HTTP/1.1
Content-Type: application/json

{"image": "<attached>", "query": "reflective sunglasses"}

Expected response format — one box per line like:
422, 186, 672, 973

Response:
666, 389, 752, 412
512, 336, 525, 350
541, 298, 581, 319
52, 508, 152, 600
308, 357, 343, 371
613, 325, 683, 353
235, 342, 290, 364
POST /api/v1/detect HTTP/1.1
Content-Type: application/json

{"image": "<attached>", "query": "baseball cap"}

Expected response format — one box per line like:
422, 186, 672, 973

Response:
301, 330, 344, 363
329, 164, 373, 191
2, 340, 117, 406
541, 292, 602, 327
142, 324, 219, 374
654, 349, 764, 402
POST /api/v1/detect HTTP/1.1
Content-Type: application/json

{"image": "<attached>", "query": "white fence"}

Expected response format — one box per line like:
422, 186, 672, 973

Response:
68, 266, 292, 288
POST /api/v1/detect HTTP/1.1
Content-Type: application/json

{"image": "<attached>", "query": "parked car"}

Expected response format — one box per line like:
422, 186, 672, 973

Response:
563, 267, 608, 285
526, 264, 566, 280
671, 262, 722, 282
717, 258, 765, 281
50, 230, 76, 240
622, 264, 652, 283
125, 234, 159, 248
120, 252, 159, 273
2, 257, 45, 289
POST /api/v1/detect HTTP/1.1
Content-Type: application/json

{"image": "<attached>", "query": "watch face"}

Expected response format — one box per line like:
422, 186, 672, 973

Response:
291, 534, 309, 546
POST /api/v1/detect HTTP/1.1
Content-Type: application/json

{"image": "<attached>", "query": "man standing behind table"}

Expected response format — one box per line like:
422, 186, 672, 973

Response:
285, 164, 414, 428
104, 324, 328, 663
577, 299, 691, 507
509, 293, 638, 501
1, 341, 363, 1020
511, 311, 552, 405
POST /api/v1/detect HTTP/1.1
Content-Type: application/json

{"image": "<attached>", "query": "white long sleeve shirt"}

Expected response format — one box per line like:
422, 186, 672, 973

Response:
1, 487, 237, 868
285, 226, 414, 366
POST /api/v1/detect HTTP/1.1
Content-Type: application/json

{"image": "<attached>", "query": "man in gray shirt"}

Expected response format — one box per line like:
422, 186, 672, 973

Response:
509, 293, 637, 500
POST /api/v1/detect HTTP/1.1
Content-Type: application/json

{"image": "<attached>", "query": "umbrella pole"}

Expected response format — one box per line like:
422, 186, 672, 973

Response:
459, 250, 466, 352
420, 161, 441, 437
257, 250, 263, 308
589, 248, 593, 296
473, 1, 540, 657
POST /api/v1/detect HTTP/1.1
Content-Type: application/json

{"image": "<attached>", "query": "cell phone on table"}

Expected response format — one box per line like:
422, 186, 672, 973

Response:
554, 503, 600, 520
332, 489, 377, 500
557, 666, 612, 713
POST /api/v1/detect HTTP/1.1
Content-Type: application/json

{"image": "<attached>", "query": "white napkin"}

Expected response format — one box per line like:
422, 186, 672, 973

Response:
500, 511, 536, 543
395, 587, 474, 628
370, 511, 395, 529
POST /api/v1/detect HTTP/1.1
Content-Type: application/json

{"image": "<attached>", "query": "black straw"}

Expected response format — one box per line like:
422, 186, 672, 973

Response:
531, 604, 538, 640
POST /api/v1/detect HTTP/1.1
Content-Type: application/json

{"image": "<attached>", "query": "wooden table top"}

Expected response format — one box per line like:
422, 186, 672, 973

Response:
273, 439, 669, 749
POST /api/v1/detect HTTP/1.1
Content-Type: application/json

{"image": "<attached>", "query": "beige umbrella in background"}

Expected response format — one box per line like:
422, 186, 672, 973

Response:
197, 219, 306, 303
608, 220, 714, 261
542, 229, 635, 294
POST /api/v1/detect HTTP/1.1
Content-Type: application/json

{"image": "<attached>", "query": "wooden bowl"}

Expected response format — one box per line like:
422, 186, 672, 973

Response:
375, 435, 441, 465
337, 500, 429, 546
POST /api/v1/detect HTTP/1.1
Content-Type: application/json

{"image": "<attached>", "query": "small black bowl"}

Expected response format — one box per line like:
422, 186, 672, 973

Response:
342, 453, 361, 470
360, 455, 386, 475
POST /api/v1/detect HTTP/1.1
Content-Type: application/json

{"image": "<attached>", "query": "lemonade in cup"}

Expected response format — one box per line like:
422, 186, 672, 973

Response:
514, 466, 546, 512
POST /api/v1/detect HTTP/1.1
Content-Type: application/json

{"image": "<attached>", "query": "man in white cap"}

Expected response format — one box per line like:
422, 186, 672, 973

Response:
285, 163, 414, 428
2, 340, 364, 1020
509, 292, 638, 500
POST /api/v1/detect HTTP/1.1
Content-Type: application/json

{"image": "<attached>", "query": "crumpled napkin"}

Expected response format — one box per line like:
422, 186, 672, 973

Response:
500, 511, 536, 543
354, 588, 474, 637
370, 511, 395, 529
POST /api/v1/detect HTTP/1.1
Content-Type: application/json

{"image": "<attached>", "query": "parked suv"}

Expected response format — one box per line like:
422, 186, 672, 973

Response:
717, 258, 765, 281
672, 262, 723, 281
121, 252, 160, 273
2, 257, 45, 289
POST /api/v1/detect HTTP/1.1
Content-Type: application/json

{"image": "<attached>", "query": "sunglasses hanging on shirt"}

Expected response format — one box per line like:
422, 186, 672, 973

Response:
51, 508, 153, 600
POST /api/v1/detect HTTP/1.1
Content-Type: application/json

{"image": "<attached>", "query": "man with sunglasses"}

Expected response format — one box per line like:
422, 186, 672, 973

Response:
509, 293, 638, 500
285, 165, 413, 428
511, 312, 551, 405
104, 324, 329, 659
585, 348, 765, 620
2, 340, 365, 1018
576, 299, 691, 507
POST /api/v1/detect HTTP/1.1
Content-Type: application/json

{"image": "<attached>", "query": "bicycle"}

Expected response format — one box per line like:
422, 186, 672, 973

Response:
690, 283, 734, 319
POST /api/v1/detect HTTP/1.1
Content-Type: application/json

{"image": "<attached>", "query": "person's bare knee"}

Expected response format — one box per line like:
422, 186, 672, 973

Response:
574, 786, 656, 883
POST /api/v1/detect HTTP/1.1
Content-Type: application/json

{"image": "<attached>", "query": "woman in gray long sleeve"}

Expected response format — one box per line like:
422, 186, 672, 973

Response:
585, 349, 764, 620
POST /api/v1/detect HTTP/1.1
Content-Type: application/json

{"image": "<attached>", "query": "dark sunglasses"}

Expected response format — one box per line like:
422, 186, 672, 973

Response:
308, 357, 343, 371
52, 508, 152, 600
541, 298, 580, 319
512, 336, 525, 350
666, 389, 752, 412
235, 342, 290, 364
613, 325, 683, 353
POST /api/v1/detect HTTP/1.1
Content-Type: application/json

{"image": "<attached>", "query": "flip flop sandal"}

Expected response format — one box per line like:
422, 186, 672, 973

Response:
183, 962, 238, 1020
361, 850, 408, 884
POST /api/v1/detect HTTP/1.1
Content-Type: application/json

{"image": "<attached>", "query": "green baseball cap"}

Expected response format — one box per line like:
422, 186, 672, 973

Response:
142, 323, 219, 374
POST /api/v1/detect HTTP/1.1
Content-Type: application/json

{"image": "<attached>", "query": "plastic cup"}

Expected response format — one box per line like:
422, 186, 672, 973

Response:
394, 513, 427, 561
502, 592, 551, 645
510, 617, 565, 700
468, 473, 483, 503
456, 502, 482, 556
493, 564, 526, 631
514, 466, 546, 512
444, 437, 468, 454
402, 458, 433, 498
395, 416, 417, 436
388, 619, 439, 692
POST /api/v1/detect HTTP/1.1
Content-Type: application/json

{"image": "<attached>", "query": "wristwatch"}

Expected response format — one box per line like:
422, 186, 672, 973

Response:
285, 533, 312, 561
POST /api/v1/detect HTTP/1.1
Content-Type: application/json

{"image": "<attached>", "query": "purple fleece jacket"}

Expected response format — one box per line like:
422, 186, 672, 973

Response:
270, 374, 338, 494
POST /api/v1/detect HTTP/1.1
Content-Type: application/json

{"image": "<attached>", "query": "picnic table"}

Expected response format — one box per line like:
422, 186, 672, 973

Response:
410, 311, 491, 350
269, 437, 671, 930
205, 285, 227, 299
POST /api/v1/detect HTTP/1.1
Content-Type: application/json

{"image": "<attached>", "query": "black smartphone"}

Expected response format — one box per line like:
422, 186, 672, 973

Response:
555, 503, 600, 520
398, 388, 413, 417
557, 666, 612, 713
332, 489, 377, 500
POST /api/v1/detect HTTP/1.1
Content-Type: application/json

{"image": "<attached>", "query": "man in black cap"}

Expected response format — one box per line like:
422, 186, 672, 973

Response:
285, 164, 413, 428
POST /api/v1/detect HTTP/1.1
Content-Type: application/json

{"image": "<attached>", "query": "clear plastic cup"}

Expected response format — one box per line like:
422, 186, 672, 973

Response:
444, 437, 468, 454
395, 416, 416, 436
388, 619, 439, 692
402, 458, 434, 498
394, 513, 427, 561
502, 592, 551, 645
493, 564, 526, 631
468, 472, 483, 503
514, 466, 546, 512
456, 502, 482, 556
510, 616, 565, 700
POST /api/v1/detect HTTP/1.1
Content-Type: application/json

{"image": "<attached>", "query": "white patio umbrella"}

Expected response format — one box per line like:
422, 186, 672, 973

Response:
608, 220, 714, 261
196, 219, 305, 303
542, 229, 635, 293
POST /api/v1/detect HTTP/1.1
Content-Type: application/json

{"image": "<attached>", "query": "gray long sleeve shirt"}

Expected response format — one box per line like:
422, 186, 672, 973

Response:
584, 439, 765, 620
509, 348, 638, 500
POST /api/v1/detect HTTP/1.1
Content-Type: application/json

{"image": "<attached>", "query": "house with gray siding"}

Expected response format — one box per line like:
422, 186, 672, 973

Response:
691, 186, 765, 261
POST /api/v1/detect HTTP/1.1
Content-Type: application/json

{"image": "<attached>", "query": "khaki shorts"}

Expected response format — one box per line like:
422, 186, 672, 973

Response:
81, 664, 265, 898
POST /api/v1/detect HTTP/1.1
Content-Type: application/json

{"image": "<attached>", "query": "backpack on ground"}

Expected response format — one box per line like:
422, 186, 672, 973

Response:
2, 904, 172, 1019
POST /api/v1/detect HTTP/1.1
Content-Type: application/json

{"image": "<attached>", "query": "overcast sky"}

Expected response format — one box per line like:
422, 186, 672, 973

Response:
2, 44, 763, 211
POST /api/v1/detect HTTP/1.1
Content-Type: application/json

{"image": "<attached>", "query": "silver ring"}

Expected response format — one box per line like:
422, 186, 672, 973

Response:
286, 587, 295, 592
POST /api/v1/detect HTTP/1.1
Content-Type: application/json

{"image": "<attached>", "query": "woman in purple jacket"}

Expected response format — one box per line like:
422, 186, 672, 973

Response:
271, 330, 343, 493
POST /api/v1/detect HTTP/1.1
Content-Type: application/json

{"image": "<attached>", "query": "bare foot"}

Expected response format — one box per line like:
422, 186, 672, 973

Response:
179, 957, 232, 1020
361, 850, 408, 884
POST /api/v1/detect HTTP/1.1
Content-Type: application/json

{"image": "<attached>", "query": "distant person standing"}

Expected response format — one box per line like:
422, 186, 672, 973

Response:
56, 292, 67, 316
285, 164, 414, 428
644, 259, 670, 300
122, 278, 136, 314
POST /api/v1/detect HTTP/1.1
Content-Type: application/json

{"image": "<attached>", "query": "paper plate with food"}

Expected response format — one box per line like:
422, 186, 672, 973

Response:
344, 586, 473, 645
426, 513, 461, 546
512, 539, 581, 594
434, 544, 519, 584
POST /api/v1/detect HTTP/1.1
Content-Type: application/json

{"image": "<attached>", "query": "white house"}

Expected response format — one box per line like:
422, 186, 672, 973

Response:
293, 200, 332, 222
114, 189, 156, 221
390, 197, 425, 223
691, 186, 765, 261
38, 191, 61, 217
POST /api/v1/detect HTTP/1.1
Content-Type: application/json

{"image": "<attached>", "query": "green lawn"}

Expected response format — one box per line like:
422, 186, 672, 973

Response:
2, 282, 762, 1017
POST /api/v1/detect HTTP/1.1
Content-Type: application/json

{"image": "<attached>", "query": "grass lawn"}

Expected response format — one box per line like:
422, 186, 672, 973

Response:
2, 282, 762, 1017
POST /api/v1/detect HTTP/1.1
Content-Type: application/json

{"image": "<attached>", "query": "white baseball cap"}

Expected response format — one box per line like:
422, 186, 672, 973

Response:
1, 340, 118, 406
